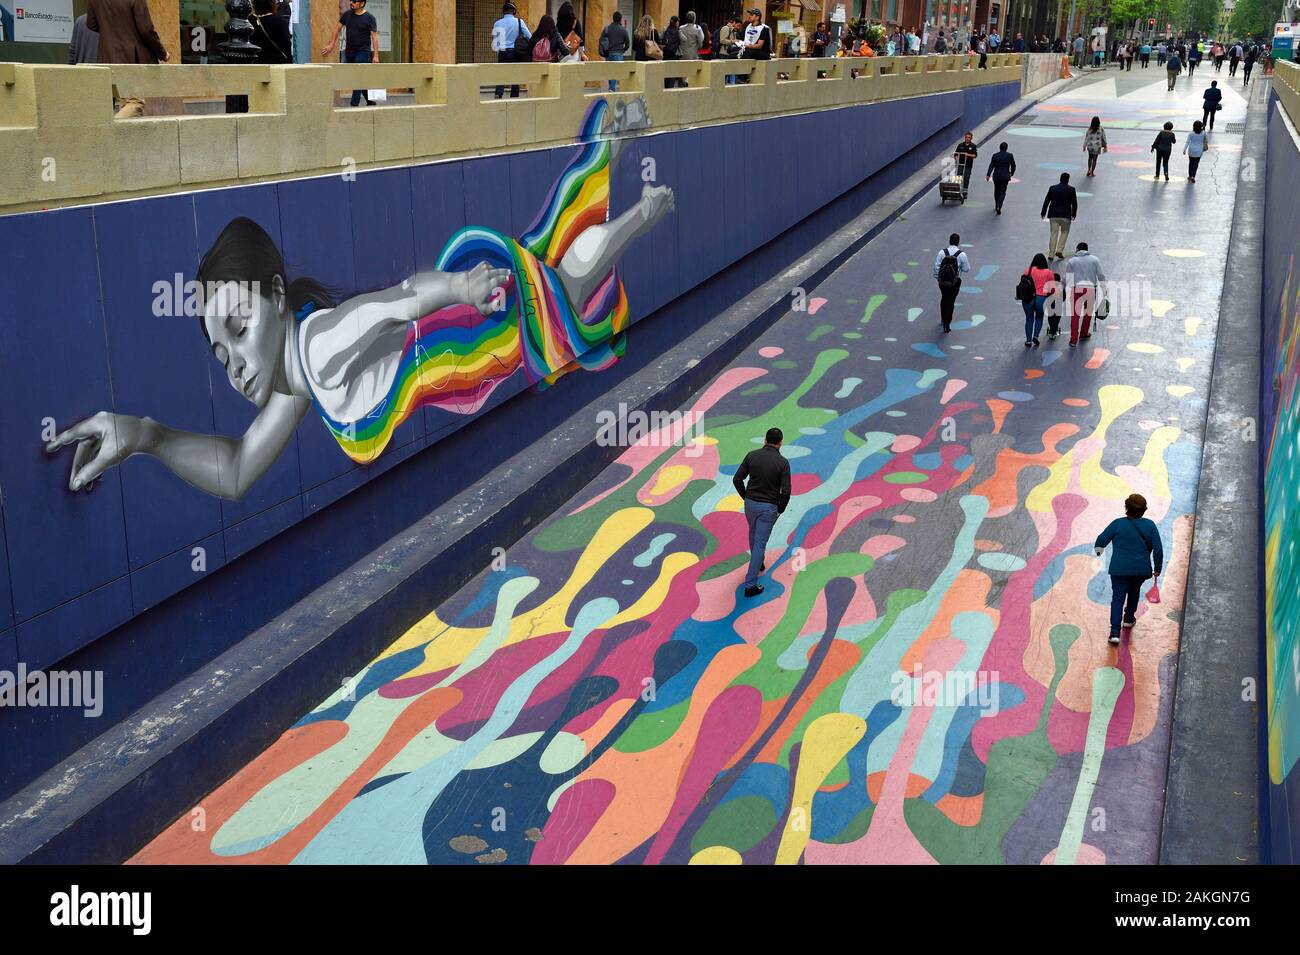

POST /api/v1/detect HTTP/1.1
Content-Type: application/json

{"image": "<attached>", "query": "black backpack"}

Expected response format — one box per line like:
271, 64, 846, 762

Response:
937, 250, 961, 289
1015, 273, 1036, 302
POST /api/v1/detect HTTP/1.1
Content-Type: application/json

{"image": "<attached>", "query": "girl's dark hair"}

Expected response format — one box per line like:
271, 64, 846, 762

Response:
1164, 121, 1174, 130
1089, 115, 1100, 131
534, 14, 556, 47
556, 2, 576, 35
196, 217, 338, 339
1031, 252, 1049, 269
252, 0, 274, 13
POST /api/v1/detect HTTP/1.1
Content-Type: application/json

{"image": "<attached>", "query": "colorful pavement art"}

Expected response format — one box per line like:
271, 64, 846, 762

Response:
133, 72, 1242, 865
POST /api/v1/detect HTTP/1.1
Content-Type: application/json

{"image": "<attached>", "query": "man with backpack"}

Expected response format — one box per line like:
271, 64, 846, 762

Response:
491, 1, 531, 99
933, 233, 971, 334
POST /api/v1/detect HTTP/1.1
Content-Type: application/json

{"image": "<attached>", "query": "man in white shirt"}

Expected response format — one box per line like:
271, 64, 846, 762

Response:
491, 1, 531, 99
933, 232, 971, 333
1065, 241, 1106, 345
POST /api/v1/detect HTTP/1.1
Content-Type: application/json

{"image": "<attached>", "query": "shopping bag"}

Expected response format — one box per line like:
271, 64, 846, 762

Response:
367, 88, 388, 103
1145, 576, 1161, 604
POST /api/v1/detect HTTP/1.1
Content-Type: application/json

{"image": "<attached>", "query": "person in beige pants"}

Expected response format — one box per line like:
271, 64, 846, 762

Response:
1039, 172, 1079, 260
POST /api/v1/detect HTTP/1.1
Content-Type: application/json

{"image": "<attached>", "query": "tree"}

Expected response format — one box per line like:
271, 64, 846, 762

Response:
1229, 0, 1286, 39
1183, 0, 1222, 34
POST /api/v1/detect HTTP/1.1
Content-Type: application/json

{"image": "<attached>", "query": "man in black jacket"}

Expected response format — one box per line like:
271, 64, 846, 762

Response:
1201, 79, 1223, 129
733, 427, 792, 597
1040, 172, 1078, 259
985, 141, 1016, 215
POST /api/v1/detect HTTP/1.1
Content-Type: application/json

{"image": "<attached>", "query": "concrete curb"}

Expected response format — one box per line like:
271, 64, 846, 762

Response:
0, 82, 1065, 865
1157, 80, 1265, 865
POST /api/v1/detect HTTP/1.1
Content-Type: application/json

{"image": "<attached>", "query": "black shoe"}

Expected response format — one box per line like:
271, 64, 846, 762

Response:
760, 562, 766, 572
996, 208, 1002, 215
1034, 338, 1041, 346
1079, 333, 1092, 340
1108, 632, 1121, 646
1025, 340, 1033, 347
743, 585, 765, 598
1123, 616, 1137, 629
942, 325, 951, 333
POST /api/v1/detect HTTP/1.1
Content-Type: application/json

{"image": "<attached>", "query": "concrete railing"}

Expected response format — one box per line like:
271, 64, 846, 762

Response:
0, 54, 1024, 214
1275, 59, 1300, 131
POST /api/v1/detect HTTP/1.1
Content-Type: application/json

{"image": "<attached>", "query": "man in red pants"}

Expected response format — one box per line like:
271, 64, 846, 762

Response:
1065, 241, 1105, 346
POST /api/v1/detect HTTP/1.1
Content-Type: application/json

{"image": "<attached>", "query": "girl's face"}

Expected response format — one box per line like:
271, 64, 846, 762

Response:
203, 275, 286, 410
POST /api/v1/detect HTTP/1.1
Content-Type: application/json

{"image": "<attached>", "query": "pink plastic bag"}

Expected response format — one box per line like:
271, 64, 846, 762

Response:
1146, 576, 1161, 604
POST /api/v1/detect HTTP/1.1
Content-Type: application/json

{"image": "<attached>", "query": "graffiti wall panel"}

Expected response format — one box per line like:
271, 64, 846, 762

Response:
97, 195, 224, 572
1262, 101, 1300, 864
0, 208, 130, 630
192, 184, 305, 530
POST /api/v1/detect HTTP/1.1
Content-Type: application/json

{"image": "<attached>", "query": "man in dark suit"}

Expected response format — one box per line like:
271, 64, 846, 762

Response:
87, 0, 170, 119
1040, 172, 1078, 259
1201, 79, 1223, 129
985, 141, 1016, 215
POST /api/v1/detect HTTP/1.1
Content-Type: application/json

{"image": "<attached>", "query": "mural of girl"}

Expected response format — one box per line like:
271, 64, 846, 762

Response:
46, 99, 674, 501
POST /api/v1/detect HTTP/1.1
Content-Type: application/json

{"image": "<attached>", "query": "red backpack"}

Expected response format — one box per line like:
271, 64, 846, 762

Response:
532, 35, 552, 61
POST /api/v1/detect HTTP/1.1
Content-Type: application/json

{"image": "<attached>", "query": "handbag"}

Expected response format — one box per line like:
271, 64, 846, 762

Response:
644, 37, 664, 60
565, 30, 580, 53
512, 16, 531, 57
1096, 293, 1110, 319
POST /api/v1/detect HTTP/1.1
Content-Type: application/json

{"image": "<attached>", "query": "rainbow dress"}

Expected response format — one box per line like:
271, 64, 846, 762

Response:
303, 100, 627, 465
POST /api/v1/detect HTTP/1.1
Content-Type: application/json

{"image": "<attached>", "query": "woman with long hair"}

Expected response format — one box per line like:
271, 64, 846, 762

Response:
46, 101, 676, 499
633, 14, 661, 61
528, 13, 566, 61
1020, 252, 1055, 347
1082, 115, 1107, 177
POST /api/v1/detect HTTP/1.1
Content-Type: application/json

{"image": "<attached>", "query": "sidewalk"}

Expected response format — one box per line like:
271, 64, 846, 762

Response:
133, 70, 1248, 865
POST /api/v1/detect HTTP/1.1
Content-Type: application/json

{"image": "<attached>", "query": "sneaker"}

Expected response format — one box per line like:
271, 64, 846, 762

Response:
1123, 616, 1137, 628
743, 584, 765, 598
1025, 340, 1033, 347
1069, 340, 1077, 347
1034, 338, 1041, 346
1108, 632, 1121, 645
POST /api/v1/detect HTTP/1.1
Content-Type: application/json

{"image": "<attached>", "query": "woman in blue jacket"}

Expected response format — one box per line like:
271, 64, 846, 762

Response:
1094, 493, 1164, 645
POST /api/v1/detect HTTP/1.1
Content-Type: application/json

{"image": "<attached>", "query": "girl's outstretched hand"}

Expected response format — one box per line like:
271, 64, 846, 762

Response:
460, 262, 514, 316
45, 412, 147, 491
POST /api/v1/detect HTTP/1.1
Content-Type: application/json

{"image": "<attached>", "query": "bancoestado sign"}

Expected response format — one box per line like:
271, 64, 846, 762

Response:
3, 0, 74, 43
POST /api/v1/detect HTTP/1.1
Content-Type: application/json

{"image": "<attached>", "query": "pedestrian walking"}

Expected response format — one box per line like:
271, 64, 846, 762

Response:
1151, 121, 1176, 180
1243, 44, 1257, 84
528, 13, 566, 63
1186, 43, 1199, 79
1017, 252, 1055, 347
1040, 172, 1078, 260
1228, 41, 1241, 76
86, 0, 170, 118
598, 10, 630, 90
1082, 116, 1107, 177
985, 141, 1016, 215
1184, 121, 1208, 182
933, 233, 971, 334
733, 427, 792, 598
1212, 40, 1224, 71
324, 0, 380, 106
1074, 33, 1086, 69
1202, 79, 1222, 130
489, 2, 530, 99
67, 13, 100, 64
953, 131, 978, 195
1095, 493, 1164, 645
1064, 241, 1105, 346
1165, 49, 1182, 90
1140, 40, 1151, 67
1156, 40, 1167, 66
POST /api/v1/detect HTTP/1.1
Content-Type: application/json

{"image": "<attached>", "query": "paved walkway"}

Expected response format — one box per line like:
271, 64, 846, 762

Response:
133, 68, 1252, 865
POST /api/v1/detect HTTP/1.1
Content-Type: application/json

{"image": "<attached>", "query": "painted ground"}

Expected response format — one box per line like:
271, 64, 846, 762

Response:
133, 69, 1248, 865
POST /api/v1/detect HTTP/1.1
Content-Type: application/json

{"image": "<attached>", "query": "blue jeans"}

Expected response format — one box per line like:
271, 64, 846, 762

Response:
743, 499, 779, 589
607, 52, 624, 91
1022, 294, 1045, 341
347, 49, 373, 107
1109, 575, 1144, 633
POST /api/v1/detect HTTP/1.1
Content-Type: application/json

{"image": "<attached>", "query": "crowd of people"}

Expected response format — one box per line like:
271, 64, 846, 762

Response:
1088, 33, 1271, 85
